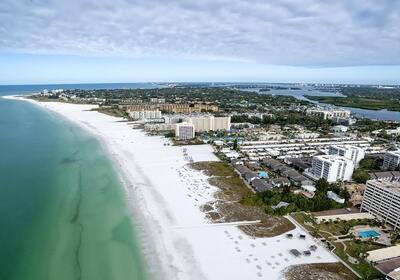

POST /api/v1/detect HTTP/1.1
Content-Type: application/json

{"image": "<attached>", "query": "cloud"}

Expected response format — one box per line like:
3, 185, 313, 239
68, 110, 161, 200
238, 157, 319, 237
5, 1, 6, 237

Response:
0, 0, 399, 66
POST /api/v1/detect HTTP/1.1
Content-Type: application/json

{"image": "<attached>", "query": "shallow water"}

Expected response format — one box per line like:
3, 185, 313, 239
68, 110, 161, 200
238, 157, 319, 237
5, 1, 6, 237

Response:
0, 94, 147, 280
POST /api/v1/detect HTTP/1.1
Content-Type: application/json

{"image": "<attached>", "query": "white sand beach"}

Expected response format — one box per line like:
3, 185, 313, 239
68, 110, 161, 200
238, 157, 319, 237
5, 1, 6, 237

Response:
9, 97, 338, 280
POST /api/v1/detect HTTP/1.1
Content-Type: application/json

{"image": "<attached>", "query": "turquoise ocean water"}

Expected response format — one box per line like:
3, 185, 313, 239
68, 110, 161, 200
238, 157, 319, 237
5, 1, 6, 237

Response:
0, 84, 156, 280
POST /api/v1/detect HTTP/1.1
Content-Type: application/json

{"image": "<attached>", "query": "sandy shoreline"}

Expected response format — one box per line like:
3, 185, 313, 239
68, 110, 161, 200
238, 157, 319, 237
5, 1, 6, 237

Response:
6, 96, 338, 280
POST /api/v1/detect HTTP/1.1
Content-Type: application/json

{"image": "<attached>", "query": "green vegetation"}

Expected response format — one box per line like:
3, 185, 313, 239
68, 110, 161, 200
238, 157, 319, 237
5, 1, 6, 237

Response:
172, 138, 204, 146
284, 263, 357, 280
191, 161, 237, 177
352, 158, 381, 183
305, 95, 400, 111
291, 213, 384, 279
44, 87, 306, 109
242, 179, 350, 215
305, 87, 400, 111
359, 158, 381, 170
352, 169, 370, 184
92, 106, 131, 119
190, 161, 295, 237
342, 87, 400, 100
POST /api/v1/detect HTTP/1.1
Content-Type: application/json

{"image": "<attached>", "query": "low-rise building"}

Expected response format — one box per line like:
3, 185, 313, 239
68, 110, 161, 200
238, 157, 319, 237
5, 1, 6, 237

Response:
332, 125, 349, 133
251, 179, 273, 192
327, 191, 345, 204
144, 123, 175, 131
361, 180, 400, 230
271, 177, 290, 187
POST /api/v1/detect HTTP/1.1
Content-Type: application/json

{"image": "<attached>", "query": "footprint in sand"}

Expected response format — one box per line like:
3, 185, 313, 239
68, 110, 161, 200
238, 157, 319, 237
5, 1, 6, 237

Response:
257, 272, 263, 277
250, 244, 255, 248
256, 265, 262, 270
246, 258, 251, 264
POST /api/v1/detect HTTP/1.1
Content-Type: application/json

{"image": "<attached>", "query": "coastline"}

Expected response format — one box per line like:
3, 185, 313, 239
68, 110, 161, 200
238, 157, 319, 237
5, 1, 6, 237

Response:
5, 95, 339, 280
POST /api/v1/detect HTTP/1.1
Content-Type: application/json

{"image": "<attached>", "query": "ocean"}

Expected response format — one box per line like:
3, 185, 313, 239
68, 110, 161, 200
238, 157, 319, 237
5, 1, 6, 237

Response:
0, 84, 154, 280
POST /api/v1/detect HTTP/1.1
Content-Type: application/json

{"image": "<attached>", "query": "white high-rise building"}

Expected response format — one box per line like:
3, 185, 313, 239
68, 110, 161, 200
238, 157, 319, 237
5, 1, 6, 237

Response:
329, 145, 365, 166
383, 150, 400, 170
129, 110, 162, 120
213, 116, 231, 131
175, 123, 195, 140
188, 116, 231, 132
305, 155, 354, 182
361, 180, 400, 230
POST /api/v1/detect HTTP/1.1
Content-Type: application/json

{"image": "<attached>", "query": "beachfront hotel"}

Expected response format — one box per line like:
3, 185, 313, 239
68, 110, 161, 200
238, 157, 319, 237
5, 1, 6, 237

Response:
175, 123, 195, 140
188, 116, 231, 132
305, 155, 354, 183
361, 180, 400, 230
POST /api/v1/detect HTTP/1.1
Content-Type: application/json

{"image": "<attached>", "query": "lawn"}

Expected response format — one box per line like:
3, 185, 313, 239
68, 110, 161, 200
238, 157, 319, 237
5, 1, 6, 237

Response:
290, 213, 384, 279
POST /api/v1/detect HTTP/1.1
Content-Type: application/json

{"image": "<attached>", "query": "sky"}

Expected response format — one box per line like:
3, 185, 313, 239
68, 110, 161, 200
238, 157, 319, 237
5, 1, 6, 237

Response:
0, 0, 399, 85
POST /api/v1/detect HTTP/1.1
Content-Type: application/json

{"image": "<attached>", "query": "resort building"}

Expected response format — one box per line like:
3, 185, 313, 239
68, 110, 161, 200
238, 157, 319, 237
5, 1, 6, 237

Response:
306, 108, 351, 120
328, 145, 365, 166
361, 180, 400, 230
305, 155, 354, 182
188, 116, 231, 132
124, 103, 219, 114
383, 150, 400, 170
175, 123, 195, 140
129, 110, 162, 120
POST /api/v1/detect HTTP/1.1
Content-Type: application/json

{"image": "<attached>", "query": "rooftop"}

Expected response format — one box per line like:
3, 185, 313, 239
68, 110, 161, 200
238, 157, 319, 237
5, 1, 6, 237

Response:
251, 178, 273, 192
375, 257, 400, 274
314, 154, 353, 163
367, 245, 400, 263
367, 180, 400, 196
386, 150, 400, 157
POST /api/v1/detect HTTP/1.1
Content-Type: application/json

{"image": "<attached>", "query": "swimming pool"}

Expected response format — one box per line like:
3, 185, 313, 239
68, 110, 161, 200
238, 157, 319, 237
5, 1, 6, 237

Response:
358, 230, 381, 238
